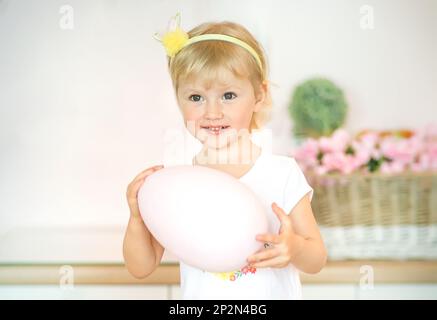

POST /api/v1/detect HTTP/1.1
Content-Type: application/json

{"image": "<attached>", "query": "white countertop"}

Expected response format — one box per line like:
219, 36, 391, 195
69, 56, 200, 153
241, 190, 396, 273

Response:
1, 226, 437, 285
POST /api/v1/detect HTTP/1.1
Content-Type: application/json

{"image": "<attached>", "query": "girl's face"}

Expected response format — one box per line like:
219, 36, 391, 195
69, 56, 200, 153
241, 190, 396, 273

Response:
176, 69, 266, 150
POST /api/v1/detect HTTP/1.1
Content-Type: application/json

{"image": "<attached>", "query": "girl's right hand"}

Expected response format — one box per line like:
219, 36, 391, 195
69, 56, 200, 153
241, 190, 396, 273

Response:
126, 165, 164, 219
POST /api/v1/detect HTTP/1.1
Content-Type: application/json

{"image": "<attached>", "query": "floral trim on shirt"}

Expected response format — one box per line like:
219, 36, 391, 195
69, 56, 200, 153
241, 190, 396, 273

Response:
208, 265, 257, 281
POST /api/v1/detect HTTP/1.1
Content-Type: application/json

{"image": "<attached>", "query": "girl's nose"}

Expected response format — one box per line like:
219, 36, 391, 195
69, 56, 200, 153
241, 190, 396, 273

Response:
204, 101, 224, 119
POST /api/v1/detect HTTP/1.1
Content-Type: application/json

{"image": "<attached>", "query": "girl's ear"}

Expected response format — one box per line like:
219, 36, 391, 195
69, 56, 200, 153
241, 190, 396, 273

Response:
254, 81, 268, 113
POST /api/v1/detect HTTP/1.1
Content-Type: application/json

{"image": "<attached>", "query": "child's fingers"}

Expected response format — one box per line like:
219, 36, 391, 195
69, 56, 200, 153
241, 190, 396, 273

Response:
271, 202, 290, 227
129, 165, 163, 188
134, 165, 164, 180
133, 165, 164, 181
135, 165, 164, 186
255, 233, 281, 244
129, 174, 151, 195
126, 165, 165, 206
247, 248, 280, 264
250, 256, 287, 269
131, 169, 153, 184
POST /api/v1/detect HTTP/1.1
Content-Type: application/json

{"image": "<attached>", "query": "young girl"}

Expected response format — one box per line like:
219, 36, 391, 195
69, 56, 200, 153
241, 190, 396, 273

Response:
123, 13, 327, 300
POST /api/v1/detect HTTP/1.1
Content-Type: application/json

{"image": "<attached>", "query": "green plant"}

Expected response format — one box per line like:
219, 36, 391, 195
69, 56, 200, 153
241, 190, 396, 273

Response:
289, 78, 348, 138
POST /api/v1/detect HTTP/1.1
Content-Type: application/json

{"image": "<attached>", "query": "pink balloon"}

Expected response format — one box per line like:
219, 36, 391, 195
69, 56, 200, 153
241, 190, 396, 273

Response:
138, 165, 268, 272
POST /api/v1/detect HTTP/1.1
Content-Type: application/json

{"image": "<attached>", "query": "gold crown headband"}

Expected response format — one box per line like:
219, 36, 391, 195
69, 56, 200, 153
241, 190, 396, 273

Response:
153, 13, 263, 72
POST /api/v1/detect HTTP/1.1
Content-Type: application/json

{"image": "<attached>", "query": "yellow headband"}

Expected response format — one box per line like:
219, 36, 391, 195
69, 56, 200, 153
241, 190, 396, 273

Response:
153, 13, 263, 72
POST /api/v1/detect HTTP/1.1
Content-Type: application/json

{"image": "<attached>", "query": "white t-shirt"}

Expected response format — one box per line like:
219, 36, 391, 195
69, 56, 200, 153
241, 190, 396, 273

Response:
179, 151, 314, 300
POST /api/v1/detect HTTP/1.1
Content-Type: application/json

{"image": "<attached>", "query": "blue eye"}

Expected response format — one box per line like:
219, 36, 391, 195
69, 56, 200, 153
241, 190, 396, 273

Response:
223, 92, 237, 100
189, 94, 203, 102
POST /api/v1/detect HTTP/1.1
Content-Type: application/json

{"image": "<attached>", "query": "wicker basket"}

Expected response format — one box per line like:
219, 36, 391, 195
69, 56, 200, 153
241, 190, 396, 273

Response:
307, 172, 437, 260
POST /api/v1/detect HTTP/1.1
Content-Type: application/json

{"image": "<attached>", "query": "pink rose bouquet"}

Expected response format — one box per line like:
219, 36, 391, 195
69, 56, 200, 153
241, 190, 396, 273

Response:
292, 124, 437, 175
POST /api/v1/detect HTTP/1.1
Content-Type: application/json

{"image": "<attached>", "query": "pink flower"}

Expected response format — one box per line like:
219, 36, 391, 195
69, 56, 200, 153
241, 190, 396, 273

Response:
293, 138, 319, 169
411, 154, 430, 172
427, 142, 437, 158
293, 125, 437, 175
425, 142, 437, 170
370, 149, 382, 159
319, 129, 351, 153
358, 132, 379, 150
380, 136, 421, 165
322, 152, 359, 174
351, 141, 372, 166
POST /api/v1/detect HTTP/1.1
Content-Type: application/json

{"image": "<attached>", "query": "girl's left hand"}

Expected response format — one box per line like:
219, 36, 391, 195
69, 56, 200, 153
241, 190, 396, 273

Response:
246, 202, 305, 268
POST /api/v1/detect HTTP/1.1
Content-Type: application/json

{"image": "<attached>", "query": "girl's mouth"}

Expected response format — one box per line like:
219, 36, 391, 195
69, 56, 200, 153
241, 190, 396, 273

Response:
200, 125, 231, 136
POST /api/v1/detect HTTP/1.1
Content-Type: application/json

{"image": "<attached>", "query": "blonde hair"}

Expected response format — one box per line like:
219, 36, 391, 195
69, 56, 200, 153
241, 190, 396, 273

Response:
167, 21, 272, 131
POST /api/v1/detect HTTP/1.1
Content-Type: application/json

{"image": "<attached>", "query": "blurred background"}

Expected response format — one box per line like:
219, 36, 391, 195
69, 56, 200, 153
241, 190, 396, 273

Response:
0, 0, 436, 299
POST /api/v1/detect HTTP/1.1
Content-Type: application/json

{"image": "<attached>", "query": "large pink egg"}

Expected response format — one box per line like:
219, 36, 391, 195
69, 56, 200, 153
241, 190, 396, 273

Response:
137, 165, 268, 272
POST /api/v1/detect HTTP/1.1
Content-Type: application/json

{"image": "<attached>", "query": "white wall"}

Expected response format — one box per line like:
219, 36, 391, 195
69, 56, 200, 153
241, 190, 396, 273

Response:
0, 0, 436, 233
